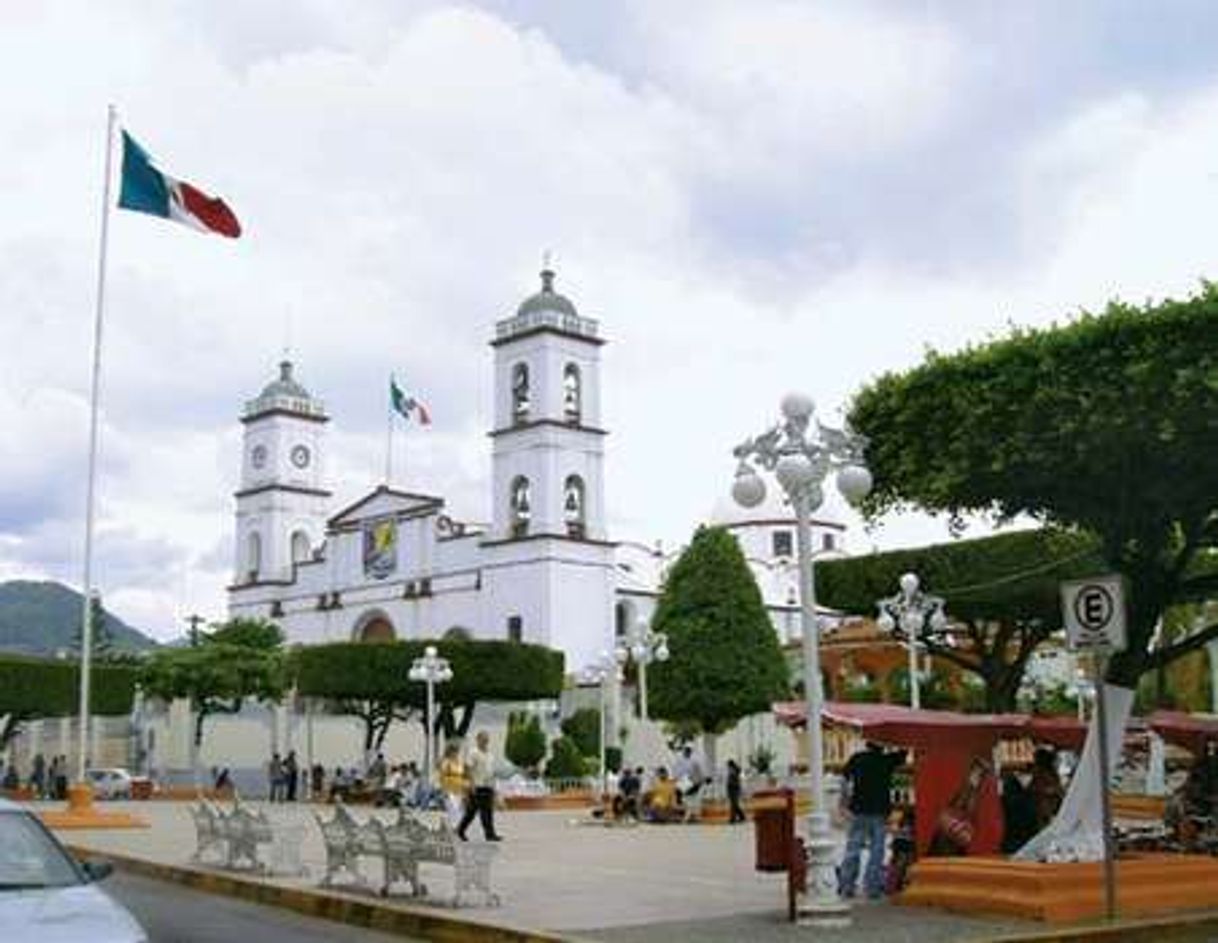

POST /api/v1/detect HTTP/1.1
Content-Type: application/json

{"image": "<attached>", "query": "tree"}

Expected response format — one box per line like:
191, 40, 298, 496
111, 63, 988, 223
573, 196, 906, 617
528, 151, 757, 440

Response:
0, 655, 137, 750
816, 529, 1108, 710
561, 707, 601, 759
293, 639, 564, 756
139, 618, 286, 779
648, 526, 791, 771
505, 711, 547, 773
849, 286, 1218, 689
544, 736, 586, 781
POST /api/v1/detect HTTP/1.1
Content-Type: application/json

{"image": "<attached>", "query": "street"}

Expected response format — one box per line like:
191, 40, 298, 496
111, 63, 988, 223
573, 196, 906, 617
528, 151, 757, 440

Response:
106, 871, 419, 943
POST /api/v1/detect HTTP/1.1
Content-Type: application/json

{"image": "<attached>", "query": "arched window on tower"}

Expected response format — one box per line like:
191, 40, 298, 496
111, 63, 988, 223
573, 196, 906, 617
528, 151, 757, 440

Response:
564, 474, 586, 539
291, 530, 311, 566
563, 363, 581, 424
246, 532, 262, 583
510, 476, 531, 538
511, 363, 530, 424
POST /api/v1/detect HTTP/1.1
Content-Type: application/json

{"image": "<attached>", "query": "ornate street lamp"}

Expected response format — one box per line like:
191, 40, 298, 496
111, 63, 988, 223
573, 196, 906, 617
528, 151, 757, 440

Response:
408, 645, 453, 787
875, 572, 948, 710
617, 618, 669, 721
583, 650, 621, 796
732, 392, 871, 926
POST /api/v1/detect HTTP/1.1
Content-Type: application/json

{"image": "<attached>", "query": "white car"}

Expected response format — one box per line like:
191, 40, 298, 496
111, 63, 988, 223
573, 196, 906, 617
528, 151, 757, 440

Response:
84, 769, 133, 801
0, 798, 146, 942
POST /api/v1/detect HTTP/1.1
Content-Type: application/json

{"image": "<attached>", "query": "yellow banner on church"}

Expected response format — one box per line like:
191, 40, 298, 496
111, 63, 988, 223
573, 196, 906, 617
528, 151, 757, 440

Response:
363, 517, 397, 580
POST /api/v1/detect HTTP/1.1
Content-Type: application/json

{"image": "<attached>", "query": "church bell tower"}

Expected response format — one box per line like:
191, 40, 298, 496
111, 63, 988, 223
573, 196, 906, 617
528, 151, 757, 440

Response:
489, 267, 607, 542
233, 360, 331, 585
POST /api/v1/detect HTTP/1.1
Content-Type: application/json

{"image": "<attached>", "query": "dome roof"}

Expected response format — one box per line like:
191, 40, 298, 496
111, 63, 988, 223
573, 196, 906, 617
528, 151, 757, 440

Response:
709, 481, 792, 527
708, 478, 848, 528
516, 268, 578, 318
244, 359, 326, 420
259, 360, 313, 401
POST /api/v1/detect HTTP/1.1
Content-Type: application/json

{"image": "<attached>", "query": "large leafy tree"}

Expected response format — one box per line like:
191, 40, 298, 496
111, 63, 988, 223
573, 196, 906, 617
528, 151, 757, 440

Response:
293, 639, 564, 754
0, 655, 136, 750
139, 618, 287, 769
850, 286, 1218, 688
648, 526, 790, 768
817, 529, 1108, 710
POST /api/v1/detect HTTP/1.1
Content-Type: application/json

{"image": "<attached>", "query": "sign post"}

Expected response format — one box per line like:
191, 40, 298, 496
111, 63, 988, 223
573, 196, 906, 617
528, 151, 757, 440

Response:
1061, 575, 1126, 921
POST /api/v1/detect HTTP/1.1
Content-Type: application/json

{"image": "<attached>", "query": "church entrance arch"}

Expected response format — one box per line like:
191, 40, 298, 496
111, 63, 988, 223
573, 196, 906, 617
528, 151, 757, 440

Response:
353, 609, 396, 643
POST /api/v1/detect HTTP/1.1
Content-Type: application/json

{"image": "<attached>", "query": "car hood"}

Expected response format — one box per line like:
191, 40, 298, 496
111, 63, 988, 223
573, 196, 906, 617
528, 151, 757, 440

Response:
0, 884, 145, 943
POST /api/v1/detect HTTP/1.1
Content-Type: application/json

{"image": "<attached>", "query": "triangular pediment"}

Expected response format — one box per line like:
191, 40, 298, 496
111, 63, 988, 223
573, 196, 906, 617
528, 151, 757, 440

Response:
328, 485, 443, 528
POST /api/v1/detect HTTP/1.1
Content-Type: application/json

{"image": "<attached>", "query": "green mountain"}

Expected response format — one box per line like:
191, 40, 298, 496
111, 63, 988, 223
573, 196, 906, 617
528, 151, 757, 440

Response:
0, 580, 157, 656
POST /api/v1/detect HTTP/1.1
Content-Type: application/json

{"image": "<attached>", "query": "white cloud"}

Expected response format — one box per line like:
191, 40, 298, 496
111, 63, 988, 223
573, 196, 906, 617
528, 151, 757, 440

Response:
3, 3, 1218, 639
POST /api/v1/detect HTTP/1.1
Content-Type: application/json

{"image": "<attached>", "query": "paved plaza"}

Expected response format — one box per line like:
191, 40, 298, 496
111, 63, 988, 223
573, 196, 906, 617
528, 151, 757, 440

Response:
35, 800, 1036, 940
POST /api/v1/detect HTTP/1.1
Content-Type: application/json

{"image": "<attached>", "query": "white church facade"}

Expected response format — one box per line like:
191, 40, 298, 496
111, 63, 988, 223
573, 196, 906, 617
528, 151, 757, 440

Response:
227, 268, 849, 674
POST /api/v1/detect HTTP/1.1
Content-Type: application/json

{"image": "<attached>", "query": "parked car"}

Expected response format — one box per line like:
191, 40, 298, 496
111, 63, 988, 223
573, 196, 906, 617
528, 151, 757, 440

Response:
0, 797, 146, 942
84, 769, 133, 801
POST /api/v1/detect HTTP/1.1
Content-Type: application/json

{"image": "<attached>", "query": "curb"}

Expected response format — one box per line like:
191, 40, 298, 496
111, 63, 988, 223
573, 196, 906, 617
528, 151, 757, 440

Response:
970, 910, 1218, 943
66, 843, 584, 943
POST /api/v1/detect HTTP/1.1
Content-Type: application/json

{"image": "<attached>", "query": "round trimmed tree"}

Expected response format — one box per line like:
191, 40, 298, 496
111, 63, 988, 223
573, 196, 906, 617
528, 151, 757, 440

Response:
648, 525, 791, 776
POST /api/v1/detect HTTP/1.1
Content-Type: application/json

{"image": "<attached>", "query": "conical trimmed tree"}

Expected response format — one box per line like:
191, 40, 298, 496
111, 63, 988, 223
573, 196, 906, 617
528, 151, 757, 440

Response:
648, 526, 791, 778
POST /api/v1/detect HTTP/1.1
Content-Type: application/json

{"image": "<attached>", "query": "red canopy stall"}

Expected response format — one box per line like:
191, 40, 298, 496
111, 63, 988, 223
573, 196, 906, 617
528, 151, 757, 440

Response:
774, 702, 1085, 856
1148, 710, 1218, 755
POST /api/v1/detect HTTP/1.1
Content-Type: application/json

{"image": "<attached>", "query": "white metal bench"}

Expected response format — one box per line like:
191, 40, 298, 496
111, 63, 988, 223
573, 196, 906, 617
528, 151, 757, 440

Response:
316, 803, 499, 906
189, 797, 302, 875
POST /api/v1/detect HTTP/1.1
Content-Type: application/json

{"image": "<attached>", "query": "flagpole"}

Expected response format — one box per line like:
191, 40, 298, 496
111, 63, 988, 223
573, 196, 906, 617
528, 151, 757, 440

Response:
78, 104, 117, 782
385, 377, 394, 485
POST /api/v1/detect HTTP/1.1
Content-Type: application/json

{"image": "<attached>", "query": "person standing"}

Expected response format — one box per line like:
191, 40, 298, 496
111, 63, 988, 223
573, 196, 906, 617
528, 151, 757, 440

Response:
268, 752, 283, 802
284, 750, 299, 802
726, 759, 747, 824
31, 753, 46, 799
457, 731, 502, 841
837, 741, 907, 899
439, 742, 466, 827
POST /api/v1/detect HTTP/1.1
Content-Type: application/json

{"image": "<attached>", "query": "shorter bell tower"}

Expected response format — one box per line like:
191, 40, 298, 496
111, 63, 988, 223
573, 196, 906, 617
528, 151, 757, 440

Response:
233, 360, 331, 585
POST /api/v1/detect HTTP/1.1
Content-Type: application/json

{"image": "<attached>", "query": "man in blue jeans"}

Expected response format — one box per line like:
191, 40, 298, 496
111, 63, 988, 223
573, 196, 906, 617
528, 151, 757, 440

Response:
837, 741, 907, 899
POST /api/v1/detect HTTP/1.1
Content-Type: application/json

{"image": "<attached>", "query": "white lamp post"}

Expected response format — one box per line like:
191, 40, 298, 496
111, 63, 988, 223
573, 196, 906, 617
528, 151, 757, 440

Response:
875, 572, 948, 710
617, 618, 669, 721
408, 645, 452, 787
583, 650, 621, 796
732, 392, 871, 927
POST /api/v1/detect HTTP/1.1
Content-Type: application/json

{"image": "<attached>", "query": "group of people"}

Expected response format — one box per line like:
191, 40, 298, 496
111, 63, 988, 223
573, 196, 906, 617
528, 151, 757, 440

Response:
266, 750, 301, 802
0, 753, 72, 799
603, 747, 753, 825
836, 741, 1068, 900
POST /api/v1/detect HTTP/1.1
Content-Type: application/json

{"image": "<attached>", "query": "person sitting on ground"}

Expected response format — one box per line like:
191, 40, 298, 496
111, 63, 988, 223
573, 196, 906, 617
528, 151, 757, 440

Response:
643, 768, 684, 823
614, 766, 642, 820
328, 766, 349, 803
380, 764, 403, 807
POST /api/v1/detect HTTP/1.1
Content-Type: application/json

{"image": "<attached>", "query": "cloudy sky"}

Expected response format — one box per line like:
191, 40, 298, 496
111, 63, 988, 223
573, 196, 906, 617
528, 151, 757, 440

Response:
3, 1, 1218, 640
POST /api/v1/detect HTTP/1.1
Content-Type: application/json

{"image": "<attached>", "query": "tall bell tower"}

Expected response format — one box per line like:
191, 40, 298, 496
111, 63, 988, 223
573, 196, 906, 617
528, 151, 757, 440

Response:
482, 267, 615, 672
233, 360, 331, 585
489, 267, 607, 541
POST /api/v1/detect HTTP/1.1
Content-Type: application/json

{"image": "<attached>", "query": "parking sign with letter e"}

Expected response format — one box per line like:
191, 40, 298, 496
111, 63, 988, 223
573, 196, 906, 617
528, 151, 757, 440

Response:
1061, 574, 1127, 652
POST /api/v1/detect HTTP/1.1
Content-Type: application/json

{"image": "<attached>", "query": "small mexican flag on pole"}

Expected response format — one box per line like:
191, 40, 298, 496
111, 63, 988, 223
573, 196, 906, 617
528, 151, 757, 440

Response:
385, 377, 430, 486
390, 377, 431, 425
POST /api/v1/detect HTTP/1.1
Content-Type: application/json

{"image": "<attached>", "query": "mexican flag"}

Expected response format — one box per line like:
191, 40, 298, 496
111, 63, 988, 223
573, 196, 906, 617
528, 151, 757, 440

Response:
391, 377, 431, 425
117, 131, 241, 238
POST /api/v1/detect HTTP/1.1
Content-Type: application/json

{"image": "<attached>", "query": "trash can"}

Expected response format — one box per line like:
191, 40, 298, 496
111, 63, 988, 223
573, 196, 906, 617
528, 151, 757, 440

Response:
753, 788, 795, 873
